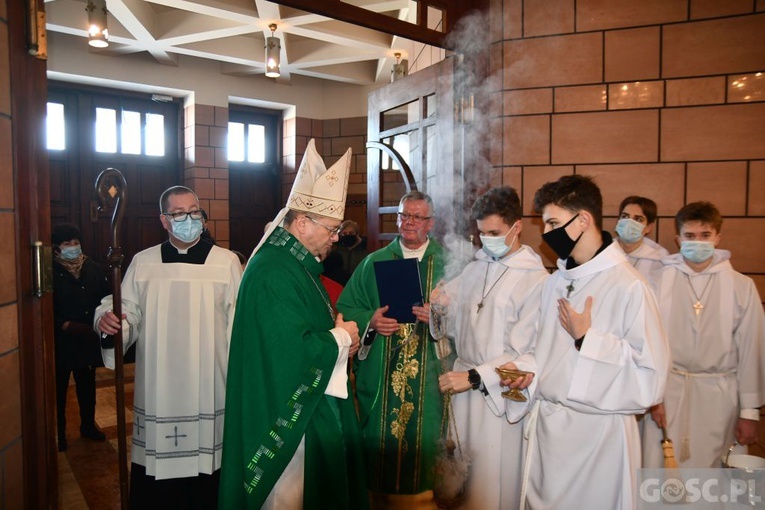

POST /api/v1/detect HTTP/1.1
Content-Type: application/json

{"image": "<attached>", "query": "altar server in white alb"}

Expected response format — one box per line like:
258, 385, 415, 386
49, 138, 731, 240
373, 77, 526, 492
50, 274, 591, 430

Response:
643, 201, 764, 469
95, 185, 242, 508
500, 175, 670, 509
435, 186, 548, 510
614, 195, 669, 293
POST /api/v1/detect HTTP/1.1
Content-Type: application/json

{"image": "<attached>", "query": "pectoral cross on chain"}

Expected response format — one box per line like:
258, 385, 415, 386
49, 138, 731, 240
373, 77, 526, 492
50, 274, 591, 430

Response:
693, 301, 703, 316
477, 301, 484, 313
566, 282, 575, 299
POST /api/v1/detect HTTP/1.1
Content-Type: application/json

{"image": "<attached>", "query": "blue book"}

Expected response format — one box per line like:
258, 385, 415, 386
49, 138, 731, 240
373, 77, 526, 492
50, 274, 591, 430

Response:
373, 258, 423, 324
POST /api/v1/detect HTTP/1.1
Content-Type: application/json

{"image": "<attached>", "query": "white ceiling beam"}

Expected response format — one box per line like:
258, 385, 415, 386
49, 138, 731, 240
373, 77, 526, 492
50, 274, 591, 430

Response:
108, 0, 179, 65
45, 0, 435, 85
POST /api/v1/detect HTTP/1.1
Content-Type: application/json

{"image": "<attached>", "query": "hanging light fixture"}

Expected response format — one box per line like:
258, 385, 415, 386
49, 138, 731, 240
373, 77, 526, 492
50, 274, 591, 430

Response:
391, 52, 408, 82
85, 0, 109, 48
265, 23, 281, 78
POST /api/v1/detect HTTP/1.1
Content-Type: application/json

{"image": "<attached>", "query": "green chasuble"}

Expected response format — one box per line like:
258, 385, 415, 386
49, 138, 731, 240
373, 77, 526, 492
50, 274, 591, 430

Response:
336, 237, 445, 495
219, 227, 368, 509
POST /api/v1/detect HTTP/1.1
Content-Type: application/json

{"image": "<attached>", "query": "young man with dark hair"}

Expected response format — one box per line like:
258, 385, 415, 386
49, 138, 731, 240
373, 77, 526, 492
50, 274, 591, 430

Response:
500, 175, 669, 509
615, 196, 669, 292
434, 186, 548, 509
643, 201, 764, 468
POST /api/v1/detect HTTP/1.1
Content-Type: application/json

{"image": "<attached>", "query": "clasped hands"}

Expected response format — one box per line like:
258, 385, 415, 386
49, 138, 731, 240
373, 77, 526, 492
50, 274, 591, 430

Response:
369, 303, 430, 337
335, 313, 360, 358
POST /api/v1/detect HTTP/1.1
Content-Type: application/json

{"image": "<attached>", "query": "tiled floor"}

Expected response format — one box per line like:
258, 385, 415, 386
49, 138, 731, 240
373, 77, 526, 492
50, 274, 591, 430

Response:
59, 366, 134, 510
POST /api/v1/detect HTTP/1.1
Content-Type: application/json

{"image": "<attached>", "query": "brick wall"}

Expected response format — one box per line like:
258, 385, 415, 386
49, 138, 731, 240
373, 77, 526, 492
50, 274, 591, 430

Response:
488, 0, 765, 298
184, 104, 231, 247
283, 116, 368, 231
0, 2, 25, 507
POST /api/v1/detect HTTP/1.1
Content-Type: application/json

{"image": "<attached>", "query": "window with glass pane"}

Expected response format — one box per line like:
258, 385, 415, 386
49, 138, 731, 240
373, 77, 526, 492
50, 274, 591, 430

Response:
145, 113, 165, 156
121, 110, 141, 154
47, 102, 66, 151
228, 122, 245, 162
95, 108, 117, 153
247, 124, 266, 163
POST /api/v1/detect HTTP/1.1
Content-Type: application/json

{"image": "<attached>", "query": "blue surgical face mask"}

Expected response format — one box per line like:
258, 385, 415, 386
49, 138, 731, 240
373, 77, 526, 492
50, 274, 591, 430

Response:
680, 241, 715, 264
615, 218, 645, 244
479, 222, 518, 259
170, 217, 203, 243
60, 245, 82, 261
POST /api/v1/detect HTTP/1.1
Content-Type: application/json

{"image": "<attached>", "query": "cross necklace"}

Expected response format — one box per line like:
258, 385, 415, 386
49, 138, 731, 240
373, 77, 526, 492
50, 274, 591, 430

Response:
304, 267, 336, 321
685, 273, 715, 316
477, 262, 509, 313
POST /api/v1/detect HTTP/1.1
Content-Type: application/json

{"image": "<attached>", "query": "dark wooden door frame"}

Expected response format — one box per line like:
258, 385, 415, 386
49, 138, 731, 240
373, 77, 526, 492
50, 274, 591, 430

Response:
47, 84, 183, 271
366, 59, 455, 250
10, 0, 57, 507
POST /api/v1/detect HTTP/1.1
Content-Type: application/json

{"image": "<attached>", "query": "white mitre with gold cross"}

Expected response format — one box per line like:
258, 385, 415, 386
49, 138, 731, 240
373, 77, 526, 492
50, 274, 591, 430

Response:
247, 138, 352, 262
287, 138, 351, 220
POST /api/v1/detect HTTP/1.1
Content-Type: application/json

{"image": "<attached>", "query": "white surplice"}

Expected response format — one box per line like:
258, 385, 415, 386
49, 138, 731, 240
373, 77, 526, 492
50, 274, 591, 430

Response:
509, 242, 669, 510
620, 237, 669, 294
442, 246, 548, 510
94, 243, 242, 480
643, 250, 765, 468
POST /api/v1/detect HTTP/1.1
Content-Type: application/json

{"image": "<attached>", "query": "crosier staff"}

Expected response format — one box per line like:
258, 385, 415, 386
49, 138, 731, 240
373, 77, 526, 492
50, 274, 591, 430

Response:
94, 168, 129, 509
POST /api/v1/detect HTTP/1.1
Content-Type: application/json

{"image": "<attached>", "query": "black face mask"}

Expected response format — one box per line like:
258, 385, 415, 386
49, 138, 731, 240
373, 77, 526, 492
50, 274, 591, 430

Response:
542, 213, 582, 260
338, 234, 357, 247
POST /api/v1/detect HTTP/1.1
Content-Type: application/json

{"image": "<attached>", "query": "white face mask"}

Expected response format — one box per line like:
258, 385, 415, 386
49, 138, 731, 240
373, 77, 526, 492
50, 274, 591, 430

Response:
680, 240, 715, 264
170, 216, 203, 243
615, 218, 645, 244
60, 245, 82, 260
479, 222, 518, 259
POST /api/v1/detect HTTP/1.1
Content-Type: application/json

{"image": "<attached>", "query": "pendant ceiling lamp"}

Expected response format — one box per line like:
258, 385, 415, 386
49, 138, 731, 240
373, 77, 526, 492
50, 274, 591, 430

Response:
265, 23, 281, 78
391, 52, 408, 82
86, 0, 109, 48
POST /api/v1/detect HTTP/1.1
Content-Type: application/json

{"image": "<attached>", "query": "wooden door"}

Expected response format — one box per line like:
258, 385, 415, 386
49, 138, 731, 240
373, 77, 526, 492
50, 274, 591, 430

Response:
366, 59, 456, 250
9, 0, 56, 506
227, 108, 281, 256
48, 85, 182, 270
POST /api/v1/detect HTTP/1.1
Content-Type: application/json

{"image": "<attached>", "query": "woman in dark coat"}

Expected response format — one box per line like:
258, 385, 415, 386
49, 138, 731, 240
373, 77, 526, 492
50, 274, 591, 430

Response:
52, 224, 111, 451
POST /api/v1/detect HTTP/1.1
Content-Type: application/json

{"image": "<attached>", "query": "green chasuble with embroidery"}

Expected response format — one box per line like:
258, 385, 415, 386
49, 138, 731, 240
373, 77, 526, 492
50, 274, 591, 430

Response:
219, 228, 368, 509
336, 237, 445, 495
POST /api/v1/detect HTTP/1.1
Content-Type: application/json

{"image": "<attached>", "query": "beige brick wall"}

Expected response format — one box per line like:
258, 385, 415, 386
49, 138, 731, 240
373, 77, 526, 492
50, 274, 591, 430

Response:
184, 104, 230, 247
282, 115, 368, 204
0, 2, 24, 508
490, 0, 765, 299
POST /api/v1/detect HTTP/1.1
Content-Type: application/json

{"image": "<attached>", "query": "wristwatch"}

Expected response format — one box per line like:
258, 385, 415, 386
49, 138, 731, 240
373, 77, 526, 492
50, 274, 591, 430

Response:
468, 368, 481, 391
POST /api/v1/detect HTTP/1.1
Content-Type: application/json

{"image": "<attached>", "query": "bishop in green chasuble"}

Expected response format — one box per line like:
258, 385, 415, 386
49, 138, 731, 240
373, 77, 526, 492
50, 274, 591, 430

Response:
337, 236, 445, 499
219, 228, 367, 509
219, 138, 366, 509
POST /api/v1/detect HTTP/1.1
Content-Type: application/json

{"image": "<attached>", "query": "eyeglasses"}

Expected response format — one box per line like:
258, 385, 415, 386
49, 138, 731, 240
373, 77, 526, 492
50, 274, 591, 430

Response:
397, 212, 432, 223
163, 210, 204, 223
306, 216, 342, 236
